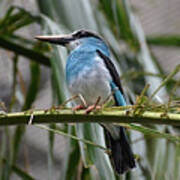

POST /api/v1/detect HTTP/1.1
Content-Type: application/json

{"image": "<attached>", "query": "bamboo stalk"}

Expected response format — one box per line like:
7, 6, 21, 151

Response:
0, 108, 180, 126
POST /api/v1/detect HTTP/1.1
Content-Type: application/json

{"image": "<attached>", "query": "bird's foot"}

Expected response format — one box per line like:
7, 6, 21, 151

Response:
85, 105, 101, 114
72, 105, 85, 111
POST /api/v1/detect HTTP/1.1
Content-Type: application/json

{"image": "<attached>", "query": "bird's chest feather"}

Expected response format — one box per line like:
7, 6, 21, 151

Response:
66, 53, 112, 105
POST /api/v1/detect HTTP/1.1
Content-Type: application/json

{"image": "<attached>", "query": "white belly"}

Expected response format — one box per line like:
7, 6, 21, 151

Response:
67, 58, 112, 105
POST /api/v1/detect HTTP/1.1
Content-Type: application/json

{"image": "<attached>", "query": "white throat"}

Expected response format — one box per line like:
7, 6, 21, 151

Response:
66, 40, 81, 50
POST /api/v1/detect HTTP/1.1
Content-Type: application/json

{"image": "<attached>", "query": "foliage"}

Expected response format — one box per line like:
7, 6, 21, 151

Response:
0, 0, 180, 180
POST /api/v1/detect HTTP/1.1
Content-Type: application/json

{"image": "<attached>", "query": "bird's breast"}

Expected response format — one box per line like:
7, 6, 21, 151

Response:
66, 55, 112, 105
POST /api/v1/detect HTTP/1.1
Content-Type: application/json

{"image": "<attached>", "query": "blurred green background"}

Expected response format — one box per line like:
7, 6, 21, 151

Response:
0, 0, 180, 179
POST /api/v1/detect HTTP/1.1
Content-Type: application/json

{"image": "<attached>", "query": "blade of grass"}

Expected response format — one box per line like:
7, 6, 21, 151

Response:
41, 15, 69, 103
22, 62, 40, 110
147, 35, 180, 47
118, 123, 180, 144
34, 124, 107, 151
61, 125, 81, 180
0, 36, 50, 66
76, 123, 115, 179
1, 127, 11, 180
11, 61, 41, 179
2, 158, 35, 180
8, 54, 18, 112
174, 144, 180, 180
47, 124, 55, 180
150, 64, 180, 100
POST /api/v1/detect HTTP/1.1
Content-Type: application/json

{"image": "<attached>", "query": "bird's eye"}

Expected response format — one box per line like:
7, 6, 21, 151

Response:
76, 41, 80, 46
73, 31, 82, 38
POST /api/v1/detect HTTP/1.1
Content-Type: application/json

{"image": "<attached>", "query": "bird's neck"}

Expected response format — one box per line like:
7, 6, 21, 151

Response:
70, 42, 110, 57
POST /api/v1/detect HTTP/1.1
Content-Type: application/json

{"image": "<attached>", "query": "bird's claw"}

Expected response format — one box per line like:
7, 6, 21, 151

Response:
72, 104, 101, 114
85, 105, 101, 114
72, 105, 85, 111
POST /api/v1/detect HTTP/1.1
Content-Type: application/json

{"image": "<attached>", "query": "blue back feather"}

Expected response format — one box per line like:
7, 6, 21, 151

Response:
66, 37, 110, 83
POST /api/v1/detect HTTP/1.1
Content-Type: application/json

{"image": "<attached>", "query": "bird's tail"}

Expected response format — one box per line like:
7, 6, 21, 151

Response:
104, 126, 136, 174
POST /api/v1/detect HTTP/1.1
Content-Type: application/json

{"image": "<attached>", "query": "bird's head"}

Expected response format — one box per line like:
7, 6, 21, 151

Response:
35, 29, 108, 51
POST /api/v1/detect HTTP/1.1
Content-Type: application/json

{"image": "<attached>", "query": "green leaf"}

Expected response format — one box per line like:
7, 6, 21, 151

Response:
0, 6, 40, 35
23, 62, 40, 110
1, 128, 11, 180
8, 54, 18, 112
47, 124, 55, 180
12, 166, 35, 180
174, 144, 180, 180
11, 61, 40, 178
119, 124, 180, 144
12, 126, 26, 165
41, 15, 68, 104
147, 35, 180, 47
2, 158, 35, 180
76, 123, 116, 180
61, 126, 81, 180
0, 36, 50, 66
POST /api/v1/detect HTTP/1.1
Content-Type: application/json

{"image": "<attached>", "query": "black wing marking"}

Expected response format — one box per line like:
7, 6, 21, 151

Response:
97, 50, 136, 173
96, 49, 124, 95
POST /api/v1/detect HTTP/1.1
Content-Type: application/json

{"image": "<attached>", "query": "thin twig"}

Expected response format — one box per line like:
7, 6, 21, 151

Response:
59, 94, 87, 108
34, 124, 107, 150
150, 64, 180, 100
133, 83, 150, 114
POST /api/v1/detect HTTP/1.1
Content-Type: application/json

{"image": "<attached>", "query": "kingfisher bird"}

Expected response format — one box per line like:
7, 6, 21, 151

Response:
35, 29, 136, 174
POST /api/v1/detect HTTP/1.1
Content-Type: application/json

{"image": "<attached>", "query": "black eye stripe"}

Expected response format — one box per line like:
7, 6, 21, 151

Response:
73, 30, 102, 40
